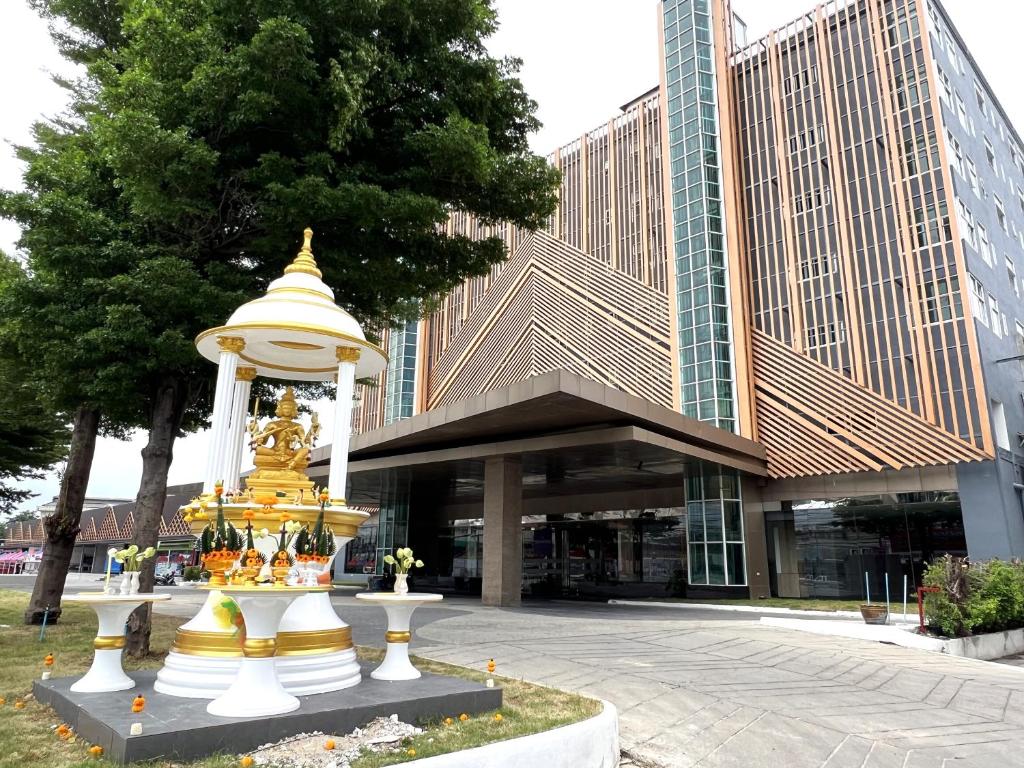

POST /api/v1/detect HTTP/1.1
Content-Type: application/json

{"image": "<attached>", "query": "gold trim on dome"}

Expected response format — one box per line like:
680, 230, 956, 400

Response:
385, 630, 411, 644
267, 286, 333, 300
238, 351, 337, 375
94, 635, 126, 650
283, 228, 323, 279
242, 637, 277, 658
236, 366, 258, 382
276, 627, 353, 656
271, 340, 325, 351
171, 629, 244, 657
196, 325, 387, 363
217, 336, 246, 354
336, 346, 361, 363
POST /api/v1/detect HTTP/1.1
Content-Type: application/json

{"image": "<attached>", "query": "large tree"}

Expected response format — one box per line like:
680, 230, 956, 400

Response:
20, 0, 558, 653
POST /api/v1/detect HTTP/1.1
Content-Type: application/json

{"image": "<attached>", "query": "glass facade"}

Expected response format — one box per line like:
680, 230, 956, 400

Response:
686, 465, 745, 586
662, 0, 736, 431
383, 320, 418, 425
373, 469, 411, 575
768, 492, 966, 600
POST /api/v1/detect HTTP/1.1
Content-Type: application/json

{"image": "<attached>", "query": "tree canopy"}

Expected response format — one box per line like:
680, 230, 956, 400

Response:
0, 255, 69, 515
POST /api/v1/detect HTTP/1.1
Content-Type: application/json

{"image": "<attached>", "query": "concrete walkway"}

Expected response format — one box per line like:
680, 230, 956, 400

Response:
16, 576, 1024, 767
403, 601, 1024, 767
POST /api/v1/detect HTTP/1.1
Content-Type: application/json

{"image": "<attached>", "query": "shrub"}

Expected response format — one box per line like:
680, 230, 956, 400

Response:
182, 565, 203, 582
923, 555, 1024, 637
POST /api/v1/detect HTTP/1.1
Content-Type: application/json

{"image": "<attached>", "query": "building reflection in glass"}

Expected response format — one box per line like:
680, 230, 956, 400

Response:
771, 492, 965, 600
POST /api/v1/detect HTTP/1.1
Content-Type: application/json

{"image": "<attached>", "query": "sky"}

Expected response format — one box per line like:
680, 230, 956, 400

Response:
2, 0, 1022, 512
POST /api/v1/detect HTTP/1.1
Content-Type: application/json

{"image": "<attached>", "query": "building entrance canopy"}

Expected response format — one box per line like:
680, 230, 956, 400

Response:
306, 371, 769, 604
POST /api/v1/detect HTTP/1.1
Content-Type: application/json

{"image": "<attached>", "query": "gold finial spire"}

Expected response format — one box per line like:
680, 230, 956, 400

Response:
284, 227, 323, 278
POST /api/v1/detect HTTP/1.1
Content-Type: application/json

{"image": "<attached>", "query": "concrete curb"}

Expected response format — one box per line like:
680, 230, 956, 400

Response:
403, 700, 619, 768
608, 599, 917, 623
759, 617, 1024, 665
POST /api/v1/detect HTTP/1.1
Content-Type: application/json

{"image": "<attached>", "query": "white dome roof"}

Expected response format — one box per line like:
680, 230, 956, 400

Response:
195, 229, 387, 381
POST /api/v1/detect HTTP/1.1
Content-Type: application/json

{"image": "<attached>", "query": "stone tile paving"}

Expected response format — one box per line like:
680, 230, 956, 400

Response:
396, 602, 1024, 767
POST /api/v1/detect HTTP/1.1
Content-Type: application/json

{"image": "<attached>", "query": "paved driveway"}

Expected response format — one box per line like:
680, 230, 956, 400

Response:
17, 576, 1024, 767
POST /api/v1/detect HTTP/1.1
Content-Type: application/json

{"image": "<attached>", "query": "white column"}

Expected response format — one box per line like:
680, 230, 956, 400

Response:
327, 346, 360, 504
222, 367, 256, 491
203, 336, 244, 494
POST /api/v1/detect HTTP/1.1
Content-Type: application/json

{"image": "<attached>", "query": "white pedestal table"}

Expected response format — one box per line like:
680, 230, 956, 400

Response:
354, 592, 443, 680
202, 584, 331, 718
63, 592, 171, 693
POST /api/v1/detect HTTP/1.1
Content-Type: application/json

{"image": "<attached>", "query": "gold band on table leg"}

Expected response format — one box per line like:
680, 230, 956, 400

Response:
171, 629, 244, 658
94, 635, 125, 650
275, 627, 353, 656
385, 631, 411, 644
242, 638, 277, 658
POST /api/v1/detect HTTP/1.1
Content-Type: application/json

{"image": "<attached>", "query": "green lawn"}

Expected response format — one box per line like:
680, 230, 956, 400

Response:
635, 596, 868, 612
0, 590, 598, 767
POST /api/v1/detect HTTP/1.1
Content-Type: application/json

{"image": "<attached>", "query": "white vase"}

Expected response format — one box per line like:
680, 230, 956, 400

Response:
394, 573, 409, 596
119, 571, 140, 596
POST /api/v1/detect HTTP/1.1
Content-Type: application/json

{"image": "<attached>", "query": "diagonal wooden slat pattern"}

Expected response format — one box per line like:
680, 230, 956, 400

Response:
427, 231, 674, 410
752, 329, 989, 477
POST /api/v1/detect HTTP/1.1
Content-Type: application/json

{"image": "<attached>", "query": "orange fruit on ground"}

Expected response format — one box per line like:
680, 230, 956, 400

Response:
459, 713, 469, 722
324, 739, 335, 750
89, 745, 103, 758
493, 713, 503, 722
407, 748, 416, 756
240, 756, 254, 767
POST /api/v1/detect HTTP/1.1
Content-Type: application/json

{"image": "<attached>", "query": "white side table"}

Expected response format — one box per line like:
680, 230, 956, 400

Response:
355, 592, 443, 680
63, 593, 171, 693
203, 585, 330, 717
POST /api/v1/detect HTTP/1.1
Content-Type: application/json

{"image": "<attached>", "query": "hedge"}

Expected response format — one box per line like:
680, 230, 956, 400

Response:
923, 555, 1024, 637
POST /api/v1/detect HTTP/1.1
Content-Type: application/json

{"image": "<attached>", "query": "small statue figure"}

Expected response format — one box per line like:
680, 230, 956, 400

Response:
249, 387, 311, 473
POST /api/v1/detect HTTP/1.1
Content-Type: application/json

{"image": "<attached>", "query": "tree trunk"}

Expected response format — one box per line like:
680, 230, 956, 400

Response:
24, 406, 101, 624
124, 376, 189, 658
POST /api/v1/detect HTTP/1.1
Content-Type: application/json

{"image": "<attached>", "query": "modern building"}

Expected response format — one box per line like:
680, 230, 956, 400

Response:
311, 0, 1024, 606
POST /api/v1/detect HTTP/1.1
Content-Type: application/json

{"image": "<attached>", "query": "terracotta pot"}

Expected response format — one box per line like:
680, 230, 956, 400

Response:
859, 603, 888, 625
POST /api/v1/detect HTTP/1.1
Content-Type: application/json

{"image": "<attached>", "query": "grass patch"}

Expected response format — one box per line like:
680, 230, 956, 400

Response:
635, 596, 867, 612
350, 648, 601, 767
0, 590, 599, 768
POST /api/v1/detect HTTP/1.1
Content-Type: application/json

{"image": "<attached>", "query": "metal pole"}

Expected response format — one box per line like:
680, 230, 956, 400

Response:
903, 574, 908, 622
864, 571, 870, 604
885, 572, 890, 624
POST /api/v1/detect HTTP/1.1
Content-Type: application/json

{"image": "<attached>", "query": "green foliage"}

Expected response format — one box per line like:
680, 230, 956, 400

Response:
0, 255, 69, 514
923, 555, 1024, 637
182, 565, 203, 582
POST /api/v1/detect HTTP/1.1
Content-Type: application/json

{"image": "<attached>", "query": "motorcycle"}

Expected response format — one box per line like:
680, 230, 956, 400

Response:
154, 571, 178, 586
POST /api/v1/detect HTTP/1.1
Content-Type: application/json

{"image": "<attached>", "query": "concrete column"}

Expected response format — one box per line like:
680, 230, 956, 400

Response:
328, 346, 360, 504
204, 336, 243, 493
482, 456, 523, 607
741, 476, 772, 599
222, 367, 256, 491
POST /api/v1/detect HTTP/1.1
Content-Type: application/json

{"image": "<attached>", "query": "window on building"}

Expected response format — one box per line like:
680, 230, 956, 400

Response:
947, 130, 964, 175
944, 31, 964, 75
793, 185, 831, 214
788, 125, 825, 154
1008, 257, 1019, 297
886, 5, 920, 47
800, 252, 838, 281
992, 400, 1011, 450
783, 65, 817, 95
938, 69, 954, 105
977, 223, 993, 265
915, 200, 951, 247
923, 275, 962, 323
957, 200, 977, 247
955, 93, 969, 131
985, 137, 996, 170
996, 195, 1008, 231
904, 130, 939, 176
1018, 186, 1024, 215
969, 274, 989, 326
975, 82, 987, 116
895, 66, 929, 110
965, 158, 979, 195
805, 321, 845, 349
989, 294, 1003, 336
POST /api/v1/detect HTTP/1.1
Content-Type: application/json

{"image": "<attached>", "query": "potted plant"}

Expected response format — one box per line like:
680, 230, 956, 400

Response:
383, 547, 424, 596
113, 545, 157, 595
859, 603, 888, 624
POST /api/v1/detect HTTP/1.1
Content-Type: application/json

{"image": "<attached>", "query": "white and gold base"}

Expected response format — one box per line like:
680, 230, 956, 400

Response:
154, 591, 244, 699
275, 592, 361, 695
